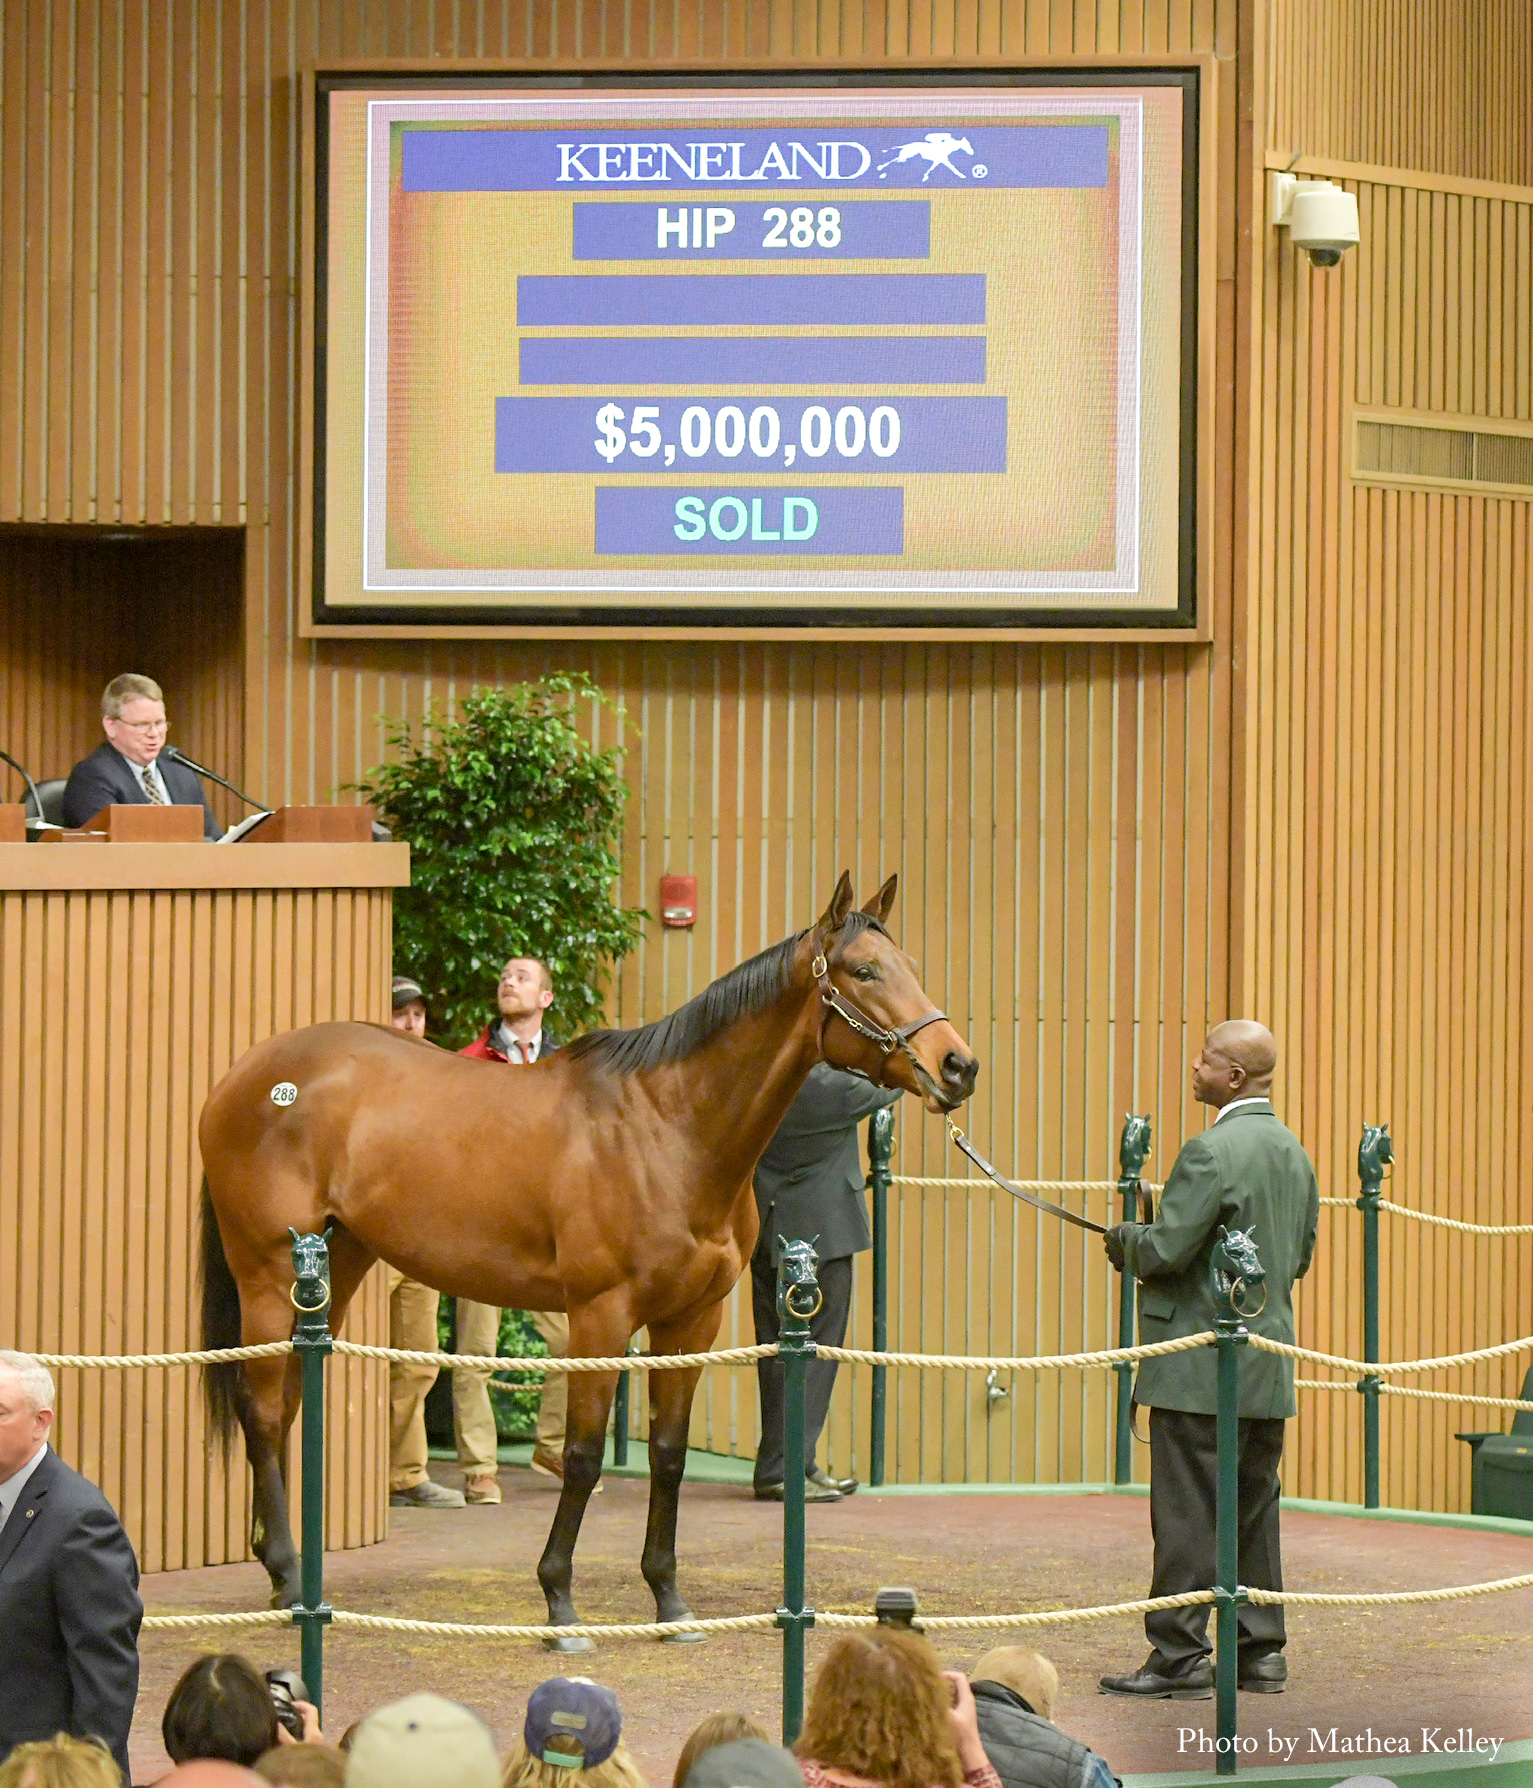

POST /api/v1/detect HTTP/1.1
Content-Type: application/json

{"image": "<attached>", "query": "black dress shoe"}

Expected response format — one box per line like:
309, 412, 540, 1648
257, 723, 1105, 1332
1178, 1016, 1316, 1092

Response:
753, 1478, 842, 1503
1239, 1653, 1287, 1693
1099, 1662, 1214, 1700
808, 1466, 859, 1496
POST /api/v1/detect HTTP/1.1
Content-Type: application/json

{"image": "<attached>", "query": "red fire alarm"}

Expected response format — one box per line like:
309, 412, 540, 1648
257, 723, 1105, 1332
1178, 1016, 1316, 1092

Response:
660, 874, 698, 928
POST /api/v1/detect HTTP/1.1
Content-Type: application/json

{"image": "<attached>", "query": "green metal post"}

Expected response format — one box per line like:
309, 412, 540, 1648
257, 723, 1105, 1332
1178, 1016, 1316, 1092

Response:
1356, 1124, 1392, 1509
776, 1239, 820, 1745
1114, 1115, 1152, 1485
1210, 1231, 1257, 1776
288, 1229, 334, 1717
867, 1107, 894, 1488
613, 1344, 631, 1469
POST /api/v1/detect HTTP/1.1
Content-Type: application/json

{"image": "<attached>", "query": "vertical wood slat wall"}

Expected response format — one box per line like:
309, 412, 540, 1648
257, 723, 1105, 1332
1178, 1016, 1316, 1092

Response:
0, 881, 391, 1571
1, 0, 1530, 1518
1244, 164, 1533, 1510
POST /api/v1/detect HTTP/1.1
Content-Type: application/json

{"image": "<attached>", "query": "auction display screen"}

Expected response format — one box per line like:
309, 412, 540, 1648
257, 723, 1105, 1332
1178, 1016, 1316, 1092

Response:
310, 75, 1200, 630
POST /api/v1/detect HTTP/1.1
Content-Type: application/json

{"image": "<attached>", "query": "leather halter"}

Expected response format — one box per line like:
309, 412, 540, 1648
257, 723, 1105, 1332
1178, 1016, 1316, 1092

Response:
811, 949, 948, 1089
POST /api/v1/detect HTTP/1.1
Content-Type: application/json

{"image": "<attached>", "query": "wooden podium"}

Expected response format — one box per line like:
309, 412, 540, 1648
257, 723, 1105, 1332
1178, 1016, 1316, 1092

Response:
0, 837, 409, 1572
0, 803, 22, 843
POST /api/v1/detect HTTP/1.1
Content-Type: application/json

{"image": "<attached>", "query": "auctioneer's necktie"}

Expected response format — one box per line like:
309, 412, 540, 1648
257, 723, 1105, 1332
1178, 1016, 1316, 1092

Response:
143, 763, 169, 805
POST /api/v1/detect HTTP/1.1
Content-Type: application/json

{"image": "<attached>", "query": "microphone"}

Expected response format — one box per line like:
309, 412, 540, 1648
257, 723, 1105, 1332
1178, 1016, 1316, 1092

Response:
161, 745, 269, 813
0, 747, 63, 832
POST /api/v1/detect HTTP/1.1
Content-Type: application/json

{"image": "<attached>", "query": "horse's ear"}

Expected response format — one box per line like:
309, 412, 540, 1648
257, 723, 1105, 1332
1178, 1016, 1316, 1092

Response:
861, 874, 898, 924
816, 870, 855, 939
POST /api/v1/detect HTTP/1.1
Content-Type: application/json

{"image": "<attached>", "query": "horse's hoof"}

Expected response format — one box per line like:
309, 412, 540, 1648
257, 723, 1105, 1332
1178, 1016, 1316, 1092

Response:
660, 1627, 709, 1645
542, 1631, 597, 1654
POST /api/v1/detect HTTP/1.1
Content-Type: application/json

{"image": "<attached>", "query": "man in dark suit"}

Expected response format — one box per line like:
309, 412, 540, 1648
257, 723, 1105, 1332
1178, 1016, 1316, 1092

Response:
1098, 1021, 1320, 1702
61, 672, 218, 837
751, 1062, 902, 1503
0, 1350, 142, 1781
455, 956, 564, 1501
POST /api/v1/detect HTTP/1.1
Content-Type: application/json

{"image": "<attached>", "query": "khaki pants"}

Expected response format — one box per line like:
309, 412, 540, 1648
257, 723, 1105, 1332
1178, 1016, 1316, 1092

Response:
386, 1269, 442, 1493
452, 1301, 569, 1476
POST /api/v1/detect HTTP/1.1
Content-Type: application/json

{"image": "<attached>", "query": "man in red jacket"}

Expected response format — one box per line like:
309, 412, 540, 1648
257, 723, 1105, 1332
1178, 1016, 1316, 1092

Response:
453, 958, 566, 1503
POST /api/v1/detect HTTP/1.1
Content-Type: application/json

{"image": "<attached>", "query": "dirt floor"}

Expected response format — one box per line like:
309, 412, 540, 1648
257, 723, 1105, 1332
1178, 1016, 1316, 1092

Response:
132, 1464, 1533, 1785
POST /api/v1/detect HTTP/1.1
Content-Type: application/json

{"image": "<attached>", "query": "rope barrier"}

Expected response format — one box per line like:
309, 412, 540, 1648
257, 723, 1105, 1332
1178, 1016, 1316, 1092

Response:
1247, 1573, 1533, 1608
140, 1571, 1533, 1643
330, 1341, 775, 1373
143, 1610, 293, 1632
31, 1343, 293, 1370
1249, 1331, 1533, 1375
1318, 1195, 1533, 1234
819, 1333, 1216, 1372
329, 1610, 782, 1640
1296, 1376, 1533, 1412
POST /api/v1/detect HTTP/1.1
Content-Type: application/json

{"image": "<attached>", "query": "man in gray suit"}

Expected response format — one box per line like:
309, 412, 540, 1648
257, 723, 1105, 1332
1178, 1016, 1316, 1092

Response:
751, 1064, 901, 1503
1098, 1021, 1319, 1702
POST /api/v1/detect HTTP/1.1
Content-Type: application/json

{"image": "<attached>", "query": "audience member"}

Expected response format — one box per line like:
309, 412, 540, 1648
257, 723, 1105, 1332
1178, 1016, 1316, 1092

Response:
680, 1740, 800, 1788
672, 1717, 770, 1788
162, 1656, 318, 1768
0, 1735, 121, 1788
345, 1695, 499, 1788
60, 675, 218, 837
969, 1649, 1119, 1788
794, 1629, 1000, 1788
384, 976, 465, 1512
154, 1766, 265, 1788
0, 1351, 142, 1784
252, 1747, 348, 1788
456, 957, 571, 1502
502, 1679, 645, 1788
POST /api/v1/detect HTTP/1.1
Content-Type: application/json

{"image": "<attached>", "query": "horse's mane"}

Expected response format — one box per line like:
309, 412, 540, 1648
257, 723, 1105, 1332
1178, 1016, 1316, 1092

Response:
567, 911, 887, 1075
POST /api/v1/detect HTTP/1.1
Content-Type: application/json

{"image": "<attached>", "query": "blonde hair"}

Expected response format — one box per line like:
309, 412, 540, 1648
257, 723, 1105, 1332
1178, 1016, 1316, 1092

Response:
671, 1714, 770, 1788
502, 1739, 648, 1788
795, 1628, 963, 1788
101, 673, 163, 717
970, 1647, 1059, 1723
0, 1735, 121, 1788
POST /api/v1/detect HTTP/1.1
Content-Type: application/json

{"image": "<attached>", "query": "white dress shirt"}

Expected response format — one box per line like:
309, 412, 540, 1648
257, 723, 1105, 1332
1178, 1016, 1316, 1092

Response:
130, 756, 171, 802
1214, 1095, 1272, 1122
489, 1022, 543, 1064
0, 1440, 49, 1535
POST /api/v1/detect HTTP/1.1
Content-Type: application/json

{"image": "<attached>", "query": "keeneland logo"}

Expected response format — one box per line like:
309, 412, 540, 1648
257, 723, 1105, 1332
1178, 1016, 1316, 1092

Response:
555, 140, 876, 184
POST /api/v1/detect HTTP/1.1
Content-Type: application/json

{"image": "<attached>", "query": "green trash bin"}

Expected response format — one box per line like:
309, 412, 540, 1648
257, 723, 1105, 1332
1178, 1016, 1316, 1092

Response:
1456, 1366, 1533, 1521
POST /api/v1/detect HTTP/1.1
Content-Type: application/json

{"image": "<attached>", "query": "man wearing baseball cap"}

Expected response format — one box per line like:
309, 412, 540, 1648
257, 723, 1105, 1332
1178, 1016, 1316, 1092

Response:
345, 1694, 500, 1788
383, 975, 465, 1509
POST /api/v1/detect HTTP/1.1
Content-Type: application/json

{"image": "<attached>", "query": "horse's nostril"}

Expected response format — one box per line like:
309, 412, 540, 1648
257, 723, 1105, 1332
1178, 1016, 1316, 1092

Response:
942, 1050, 977, 1088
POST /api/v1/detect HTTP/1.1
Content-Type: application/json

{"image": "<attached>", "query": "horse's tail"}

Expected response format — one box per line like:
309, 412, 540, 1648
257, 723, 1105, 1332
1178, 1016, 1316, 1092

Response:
199, 1176, 243, 1456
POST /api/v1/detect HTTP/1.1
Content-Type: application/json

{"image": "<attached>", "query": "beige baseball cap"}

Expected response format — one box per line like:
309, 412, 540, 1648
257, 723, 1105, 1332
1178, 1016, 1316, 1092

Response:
344, 1694, 500, 1788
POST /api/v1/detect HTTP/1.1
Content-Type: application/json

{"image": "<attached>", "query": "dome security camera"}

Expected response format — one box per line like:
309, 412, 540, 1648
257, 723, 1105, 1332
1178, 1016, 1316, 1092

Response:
1270, 172, 1360, 267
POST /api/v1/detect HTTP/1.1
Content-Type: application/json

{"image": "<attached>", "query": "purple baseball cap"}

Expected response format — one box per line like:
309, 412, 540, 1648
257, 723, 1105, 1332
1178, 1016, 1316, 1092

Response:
524, 1678, 622, 1770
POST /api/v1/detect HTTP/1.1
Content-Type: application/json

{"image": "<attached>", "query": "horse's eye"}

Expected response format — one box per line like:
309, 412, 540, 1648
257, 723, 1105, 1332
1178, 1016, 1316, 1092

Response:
852, 963, 878, 982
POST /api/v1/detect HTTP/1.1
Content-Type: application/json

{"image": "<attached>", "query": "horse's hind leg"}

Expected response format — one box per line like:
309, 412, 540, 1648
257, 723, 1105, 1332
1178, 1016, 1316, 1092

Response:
234, 1231, 376, 1607
639, 1303, 722, 1641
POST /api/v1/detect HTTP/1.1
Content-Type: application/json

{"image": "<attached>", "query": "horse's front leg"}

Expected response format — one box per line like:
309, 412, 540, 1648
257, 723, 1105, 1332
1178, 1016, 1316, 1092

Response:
639, 1301, 723, 1642
535, 1297, 628, 1652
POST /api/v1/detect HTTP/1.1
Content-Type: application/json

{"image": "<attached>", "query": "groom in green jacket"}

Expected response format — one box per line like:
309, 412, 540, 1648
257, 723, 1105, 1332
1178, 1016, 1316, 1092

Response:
1099, 1020, 1320, 1702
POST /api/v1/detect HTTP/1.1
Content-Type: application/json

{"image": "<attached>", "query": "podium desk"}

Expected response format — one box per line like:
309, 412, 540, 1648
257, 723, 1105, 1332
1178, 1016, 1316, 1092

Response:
0, 841, 409, 1571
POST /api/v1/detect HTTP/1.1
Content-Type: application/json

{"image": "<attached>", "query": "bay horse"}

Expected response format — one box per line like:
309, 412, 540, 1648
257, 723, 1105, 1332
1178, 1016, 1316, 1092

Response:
198, 873, 978, 1644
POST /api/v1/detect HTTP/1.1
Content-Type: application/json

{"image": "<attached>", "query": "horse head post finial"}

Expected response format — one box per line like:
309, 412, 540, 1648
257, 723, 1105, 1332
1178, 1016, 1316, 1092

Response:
1357, 1123, 1392, 1206
288, 1226, 334, 1333
1210, 1225, 1266, 1327
776, 1236, 824, 1332
1118, 1114, 1152, 1182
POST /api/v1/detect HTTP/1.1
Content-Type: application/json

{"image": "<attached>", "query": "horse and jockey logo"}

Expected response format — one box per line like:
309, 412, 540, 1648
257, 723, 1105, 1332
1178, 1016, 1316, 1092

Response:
877, 132, 985, 181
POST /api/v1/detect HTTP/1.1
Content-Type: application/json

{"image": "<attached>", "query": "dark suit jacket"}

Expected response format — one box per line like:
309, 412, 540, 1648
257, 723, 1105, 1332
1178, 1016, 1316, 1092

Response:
1120, 1099, 1320, 1418
0, 1447, 143, 1781
752, 1064, 902, 1263
61, 740, 218, 837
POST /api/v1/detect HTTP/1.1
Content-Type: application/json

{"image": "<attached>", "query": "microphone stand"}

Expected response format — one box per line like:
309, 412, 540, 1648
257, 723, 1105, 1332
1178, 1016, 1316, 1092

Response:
161, 746, 271, 813
0, 746, 63, 832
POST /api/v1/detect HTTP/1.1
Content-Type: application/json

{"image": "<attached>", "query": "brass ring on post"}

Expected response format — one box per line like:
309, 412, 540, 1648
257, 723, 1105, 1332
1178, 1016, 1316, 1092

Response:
785, 1285, 824, 1321
290, 1284, 332, 1314
1230, 1278, 1267, 1319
